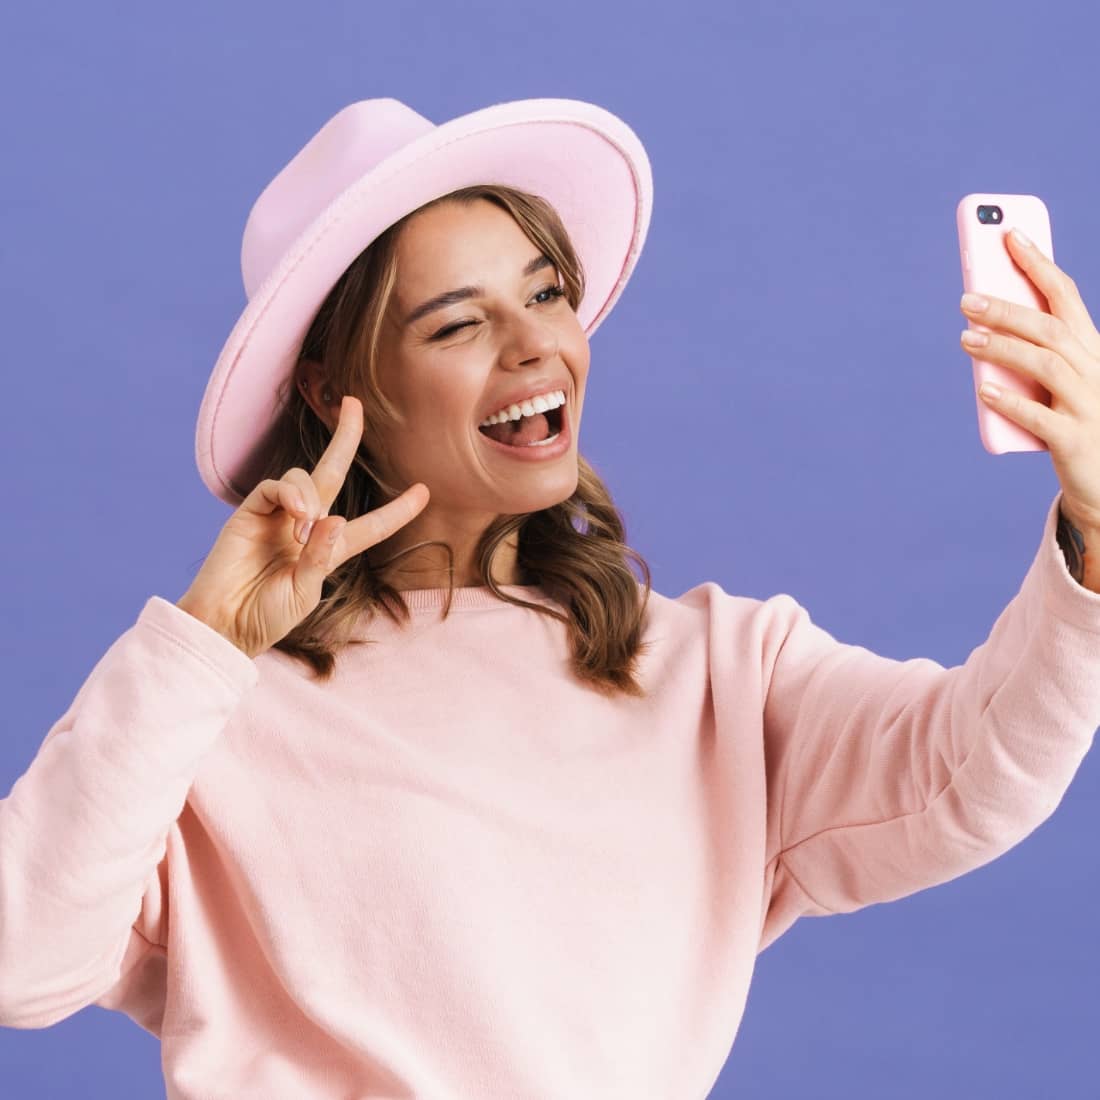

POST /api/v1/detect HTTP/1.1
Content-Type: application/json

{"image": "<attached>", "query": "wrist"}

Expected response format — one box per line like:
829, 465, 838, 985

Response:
175, 593, 254, 658
1056, 506, 1100, 593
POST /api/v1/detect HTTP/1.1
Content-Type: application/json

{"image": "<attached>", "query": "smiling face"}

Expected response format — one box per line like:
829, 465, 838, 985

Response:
370, 197, 590, 521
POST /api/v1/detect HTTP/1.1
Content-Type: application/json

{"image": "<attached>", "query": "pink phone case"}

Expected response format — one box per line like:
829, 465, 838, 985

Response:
956, 193, 1054, 454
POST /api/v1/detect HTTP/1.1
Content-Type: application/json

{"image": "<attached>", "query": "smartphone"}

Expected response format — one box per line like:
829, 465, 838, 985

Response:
956, 193, 1054, 454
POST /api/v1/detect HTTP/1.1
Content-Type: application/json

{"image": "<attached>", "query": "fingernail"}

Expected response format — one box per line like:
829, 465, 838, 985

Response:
293, 492, 306, 512
297, 520, 313, 545
961, 292, 989, 313
1010, 227, 1031, 247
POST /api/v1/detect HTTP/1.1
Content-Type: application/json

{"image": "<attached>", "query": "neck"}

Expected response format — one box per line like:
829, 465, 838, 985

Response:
365, 509, 523, 591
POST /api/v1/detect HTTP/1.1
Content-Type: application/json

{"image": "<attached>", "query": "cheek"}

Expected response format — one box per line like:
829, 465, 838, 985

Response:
560, 313, 589, 362
412, 379, 482, 442
569, 333, 591, 384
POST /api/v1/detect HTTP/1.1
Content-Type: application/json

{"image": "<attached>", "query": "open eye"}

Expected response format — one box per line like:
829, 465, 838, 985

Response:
535, 284, 567, 306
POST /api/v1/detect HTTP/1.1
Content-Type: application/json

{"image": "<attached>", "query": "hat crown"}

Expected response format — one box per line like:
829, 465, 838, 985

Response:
241, 98, 434, 298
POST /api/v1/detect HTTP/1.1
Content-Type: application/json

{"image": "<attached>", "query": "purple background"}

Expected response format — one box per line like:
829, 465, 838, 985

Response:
2, 0, 1098, 1095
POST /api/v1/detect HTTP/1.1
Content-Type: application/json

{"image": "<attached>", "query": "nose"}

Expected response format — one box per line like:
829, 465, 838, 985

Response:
501, 308, 559, 368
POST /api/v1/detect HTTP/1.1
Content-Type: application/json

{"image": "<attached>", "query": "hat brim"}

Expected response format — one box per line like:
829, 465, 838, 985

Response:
196, 98, 653, 506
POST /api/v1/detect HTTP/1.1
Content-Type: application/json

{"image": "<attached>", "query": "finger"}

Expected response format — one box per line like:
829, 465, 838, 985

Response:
294, 516, 348, 583
250, 476, 314, 520
311, 395, 366, 510
282, 468, 324, 517
960, 329, 1089, 419
961, 291, 1092, 379
247, 471, 323, 545
1004, 229, 1100, 356
330, 482, 430, 571
281, 467, 327, 542
978, 380, 1068, 449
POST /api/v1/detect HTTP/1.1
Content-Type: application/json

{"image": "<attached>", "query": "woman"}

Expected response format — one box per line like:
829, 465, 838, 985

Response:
3, 97, 1100, 1099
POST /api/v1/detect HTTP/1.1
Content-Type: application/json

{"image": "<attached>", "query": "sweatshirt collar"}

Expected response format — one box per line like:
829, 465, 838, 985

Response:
398, 584, 557, 613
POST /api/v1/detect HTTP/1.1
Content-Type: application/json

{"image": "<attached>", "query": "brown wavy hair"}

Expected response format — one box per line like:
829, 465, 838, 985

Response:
252, 183, 653, 697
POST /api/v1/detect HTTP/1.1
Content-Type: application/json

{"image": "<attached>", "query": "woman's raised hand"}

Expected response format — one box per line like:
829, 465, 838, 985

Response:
176, 395, 429, 658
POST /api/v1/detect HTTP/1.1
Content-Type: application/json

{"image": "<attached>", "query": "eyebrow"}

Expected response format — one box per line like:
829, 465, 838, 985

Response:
403, 254, 555, 327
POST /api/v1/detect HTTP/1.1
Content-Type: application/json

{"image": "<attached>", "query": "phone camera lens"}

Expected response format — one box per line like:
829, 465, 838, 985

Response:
977, 204, 1004, 224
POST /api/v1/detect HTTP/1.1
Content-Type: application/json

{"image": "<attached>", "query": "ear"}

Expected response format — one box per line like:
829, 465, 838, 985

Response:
296, 359, 341, 431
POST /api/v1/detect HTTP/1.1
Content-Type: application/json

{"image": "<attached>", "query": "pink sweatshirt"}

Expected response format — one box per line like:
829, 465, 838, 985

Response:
2, 489, 1099, 1098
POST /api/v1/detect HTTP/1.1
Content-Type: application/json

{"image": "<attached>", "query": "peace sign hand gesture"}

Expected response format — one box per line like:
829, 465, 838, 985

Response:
177, 395, 430, 658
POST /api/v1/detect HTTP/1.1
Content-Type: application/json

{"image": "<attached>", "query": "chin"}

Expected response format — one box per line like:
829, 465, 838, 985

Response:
511, 472, 579, 514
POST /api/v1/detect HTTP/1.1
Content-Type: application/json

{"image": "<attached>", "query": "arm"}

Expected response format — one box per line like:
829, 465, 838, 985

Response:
760, 490, 1100, 951
0, 597, 257, 1028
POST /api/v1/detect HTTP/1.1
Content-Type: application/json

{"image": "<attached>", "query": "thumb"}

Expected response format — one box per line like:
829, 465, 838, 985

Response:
298, 516, 348, 579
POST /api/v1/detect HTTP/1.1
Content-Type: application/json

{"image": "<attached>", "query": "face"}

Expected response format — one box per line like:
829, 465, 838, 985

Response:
369, 198, 590, 523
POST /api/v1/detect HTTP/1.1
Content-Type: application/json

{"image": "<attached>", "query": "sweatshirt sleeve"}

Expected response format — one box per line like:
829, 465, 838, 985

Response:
0, 596, 258, 1029
758, 490, 1100, 952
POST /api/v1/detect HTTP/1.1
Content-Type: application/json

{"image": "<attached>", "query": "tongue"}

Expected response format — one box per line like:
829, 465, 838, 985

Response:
481, 413, 549, 446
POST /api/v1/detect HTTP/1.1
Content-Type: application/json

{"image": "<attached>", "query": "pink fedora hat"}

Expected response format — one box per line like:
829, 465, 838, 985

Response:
194, 96, 654, 507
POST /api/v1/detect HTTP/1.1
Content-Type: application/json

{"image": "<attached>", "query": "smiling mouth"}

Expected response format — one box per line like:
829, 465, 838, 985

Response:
477, 403, 565, 445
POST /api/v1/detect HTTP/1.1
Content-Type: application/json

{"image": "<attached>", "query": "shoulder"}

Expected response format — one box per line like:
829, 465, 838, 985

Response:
642, 579, 813, 660
646, 578, 803, 625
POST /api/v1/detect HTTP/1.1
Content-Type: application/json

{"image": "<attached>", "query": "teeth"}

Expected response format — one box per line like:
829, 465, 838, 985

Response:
479, 389, 566, 428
